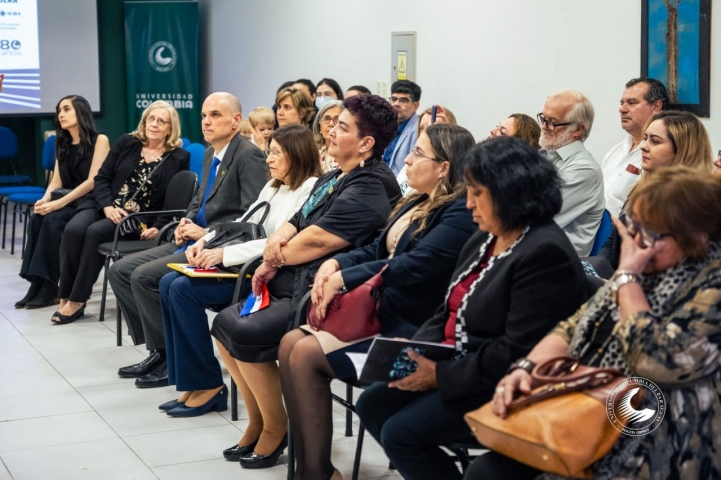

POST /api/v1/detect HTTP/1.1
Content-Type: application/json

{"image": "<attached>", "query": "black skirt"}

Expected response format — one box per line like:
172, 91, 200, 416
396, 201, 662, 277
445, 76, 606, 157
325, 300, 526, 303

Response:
210, 268, 295, 363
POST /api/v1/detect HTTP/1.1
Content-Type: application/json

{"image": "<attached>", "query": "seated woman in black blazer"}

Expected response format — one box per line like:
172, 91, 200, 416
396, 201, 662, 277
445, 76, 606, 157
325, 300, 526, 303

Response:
277, 124, 477, 479
355, 136, 590, 480
52, 101, 190, 324
209, 94, 401, 469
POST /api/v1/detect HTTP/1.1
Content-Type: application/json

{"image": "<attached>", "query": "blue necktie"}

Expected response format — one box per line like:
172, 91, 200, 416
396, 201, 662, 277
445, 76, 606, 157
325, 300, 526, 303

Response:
195, 156, 221, 228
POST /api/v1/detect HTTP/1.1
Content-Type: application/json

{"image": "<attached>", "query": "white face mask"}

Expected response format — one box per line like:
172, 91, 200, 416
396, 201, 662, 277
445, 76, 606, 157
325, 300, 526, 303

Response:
315, 96, 334, 110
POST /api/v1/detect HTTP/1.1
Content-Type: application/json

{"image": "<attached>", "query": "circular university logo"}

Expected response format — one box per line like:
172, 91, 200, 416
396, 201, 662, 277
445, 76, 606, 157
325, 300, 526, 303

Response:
607, 377, 665, 436
148, 41, 177, 72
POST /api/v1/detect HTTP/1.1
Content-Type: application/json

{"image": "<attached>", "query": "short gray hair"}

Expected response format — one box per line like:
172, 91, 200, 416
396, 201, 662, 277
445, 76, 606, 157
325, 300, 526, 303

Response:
548, 89, 594, 142
312, 99, 343, 147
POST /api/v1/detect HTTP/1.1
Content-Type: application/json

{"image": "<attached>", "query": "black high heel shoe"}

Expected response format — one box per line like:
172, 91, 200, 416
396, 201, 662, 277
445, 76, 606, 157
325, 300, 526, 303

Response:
239, 434, 288, 469
223, 439, 258, 461
15, 280, 42, 308
51, 305, 86, 325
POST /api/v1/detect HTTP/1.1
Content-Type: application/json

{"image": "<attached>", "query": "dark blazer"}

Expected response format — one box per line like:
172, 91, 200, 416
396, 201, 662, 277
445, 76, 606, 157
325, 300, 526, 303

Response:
413, 221, 588, 414
334, 196, 476, 338
94, 134, 190, 229
186, 133, 268, 226
285, 156, 402, 308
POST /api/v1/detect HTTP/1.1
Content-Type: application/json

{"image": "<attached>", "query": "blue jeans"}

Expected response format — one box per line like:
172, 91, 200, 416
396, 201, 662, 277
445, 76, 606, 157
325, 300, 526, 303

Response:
160, 271, 236, 391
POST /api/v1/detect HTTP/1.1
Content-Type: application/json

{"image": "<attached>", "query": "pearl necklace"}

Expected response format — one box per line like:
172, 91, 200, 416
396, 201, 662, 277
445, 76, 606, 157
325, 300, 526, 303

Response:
142, 146, 165, 162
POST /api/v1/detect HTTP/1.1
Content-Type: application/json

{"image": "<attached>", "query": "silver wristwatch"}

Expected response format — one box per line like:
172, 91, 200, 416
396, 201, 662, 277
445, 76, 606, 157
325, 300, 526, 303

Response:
610, 270, 641, 302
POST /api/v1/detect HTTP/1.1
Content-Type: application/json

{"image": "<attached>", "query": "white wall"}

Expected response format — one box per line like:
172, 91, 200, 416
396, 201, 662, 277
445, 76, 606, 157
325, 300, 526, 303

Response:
200, 0, 719, 160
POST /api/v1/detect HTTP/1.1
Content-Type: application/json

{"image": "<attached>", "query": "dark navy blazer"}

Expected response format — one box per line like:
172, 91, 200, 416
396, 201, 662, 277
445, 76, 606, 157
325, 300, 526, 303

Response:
333, 196, 476, 338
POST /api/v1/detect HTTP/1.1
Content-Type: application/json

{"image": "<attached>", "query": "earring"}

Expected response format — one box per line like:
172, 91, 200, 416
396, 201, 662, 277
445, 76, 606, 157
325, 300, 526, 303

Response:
438, 174, 444, 178
360, 159, 365, 168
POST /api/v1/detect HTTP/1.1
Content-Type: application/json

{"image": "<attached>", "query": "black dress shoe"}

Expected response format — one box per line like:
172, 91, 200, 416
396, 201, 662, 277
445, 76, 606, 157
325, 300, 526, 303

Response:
118, 350, 165, 378
223, 440, 258, 461
15, 280, 42, 308
135, 361, 168, 388
25, 281, 59, 309
239, 435, 288, 469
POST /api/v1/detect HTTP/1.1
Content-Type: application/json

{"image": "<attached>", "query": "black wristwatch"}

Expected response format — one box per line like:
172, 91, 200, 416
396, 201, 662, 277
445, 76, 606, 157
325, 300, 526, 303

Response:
507, 358, 536, 375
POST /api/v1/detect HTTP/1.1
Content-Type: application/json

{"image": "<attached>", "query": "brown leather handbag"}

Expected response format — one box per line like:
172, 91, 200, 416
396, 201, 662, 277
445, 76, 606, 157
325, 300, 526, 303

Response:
464, 356, 634, 479
306, 266, 386, 342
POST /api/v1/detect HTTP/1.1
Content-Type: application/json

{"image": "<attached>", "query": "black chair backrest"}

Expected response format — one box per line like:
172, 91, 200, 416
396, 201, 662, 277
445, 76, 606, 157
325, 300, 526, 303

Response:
162, 170, 198, 211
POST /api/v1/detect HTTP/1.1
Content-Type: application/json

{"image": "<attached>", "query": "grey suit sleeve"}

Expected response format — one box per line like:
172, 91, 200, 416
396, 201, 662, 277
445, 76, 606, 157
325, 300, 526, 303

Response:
236, 146, 269, 214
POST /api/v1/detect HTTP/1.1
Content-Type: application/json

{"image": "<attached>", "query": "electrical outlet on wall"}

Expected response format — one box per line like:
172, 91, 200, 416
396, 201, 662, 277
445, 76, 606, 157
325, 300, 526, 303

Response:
382, 81, 388, 98
376, 81, 382, 95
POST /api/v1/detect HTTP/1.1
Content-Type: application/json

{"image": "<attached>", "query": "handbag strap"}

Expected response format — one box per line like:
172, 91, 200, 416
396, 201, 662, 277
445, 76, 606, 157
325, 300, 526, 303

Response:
238, 201, 271, 225
532, 356, 622, 383
121, 151, 171, 207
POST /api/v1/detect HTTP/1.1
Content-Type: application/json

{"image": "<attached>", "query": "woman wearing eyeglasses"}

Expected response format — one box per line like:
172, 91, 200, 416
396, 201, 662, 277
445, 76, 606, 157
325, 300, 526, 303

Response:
278, 124, 477, 480
51, 101, 189, 324
312, 100, 343, 173
595, 110, 713, 274
483, 166, 721, 480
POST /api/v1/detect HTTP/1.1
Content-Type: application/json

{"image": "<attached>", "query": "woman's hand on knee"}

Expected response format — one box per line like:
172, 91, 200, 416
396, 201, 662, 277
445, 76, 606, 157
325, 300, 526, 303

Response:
491, 370, 533, 419
196, 248, 224, 269
252, 262, 278, 296
103, 206, 127, 224
140, 227, 159, 240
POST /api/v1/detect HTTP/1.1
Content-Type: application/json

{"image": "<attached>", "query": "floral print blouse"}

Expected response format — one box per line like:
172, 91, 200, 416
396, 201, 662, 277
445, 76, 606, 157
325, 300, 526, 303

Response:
113, 157, 159, 213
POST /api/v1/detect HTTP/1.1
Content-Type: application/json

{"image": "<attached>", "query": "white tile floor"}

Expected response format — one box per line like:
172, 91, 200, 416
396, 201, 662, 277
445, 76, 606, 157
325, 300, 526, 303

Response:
0, 225, 402, 479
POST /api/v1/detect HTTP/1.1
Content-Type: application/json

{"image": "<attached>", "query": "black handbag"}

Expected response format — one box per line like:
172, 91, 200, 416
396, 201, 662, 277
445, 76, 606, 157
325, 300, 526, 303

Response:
204, 201, 270, 272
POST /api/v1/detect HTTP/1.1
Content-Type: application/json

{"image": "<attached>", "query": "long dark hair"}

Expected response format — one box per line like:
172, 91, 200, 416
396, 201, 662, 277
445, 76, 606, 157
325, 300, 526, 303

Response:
54, 95, 98, 162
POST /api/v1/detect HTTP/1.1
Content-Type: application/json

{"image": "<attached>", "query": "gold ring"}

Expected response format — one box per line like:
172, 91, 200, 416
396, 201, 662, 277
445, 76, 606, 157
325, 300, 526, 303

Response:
495, 386, 505, 394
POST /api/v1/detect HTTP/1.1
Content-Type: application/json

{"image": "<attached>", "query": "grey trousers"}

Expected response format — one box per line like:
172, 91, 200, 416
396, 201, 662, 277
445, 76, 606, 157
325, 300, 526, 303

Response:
107, 242, 187, 351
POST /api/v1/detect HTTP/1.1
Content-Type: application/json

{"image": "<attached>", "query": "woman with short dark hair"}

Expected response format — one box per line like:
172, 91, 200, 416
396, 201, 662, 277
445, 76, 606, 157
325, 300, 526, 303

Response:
356, 136, 589, 480
210, 94, 402, 469
480, 166, 721, 479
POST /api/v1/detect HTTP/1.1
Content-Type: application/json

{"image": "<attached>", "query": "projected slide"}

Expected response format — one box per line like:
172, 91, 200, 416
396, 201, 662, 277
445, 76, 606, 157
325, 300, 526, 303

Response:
0, 0, 41, 112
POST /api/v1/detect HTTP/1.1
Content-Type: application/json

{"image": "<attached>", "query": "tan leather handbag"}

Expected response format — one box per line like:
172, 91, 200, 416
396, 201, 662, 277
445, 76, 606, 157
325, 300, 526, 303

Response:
464, 357, 634, 479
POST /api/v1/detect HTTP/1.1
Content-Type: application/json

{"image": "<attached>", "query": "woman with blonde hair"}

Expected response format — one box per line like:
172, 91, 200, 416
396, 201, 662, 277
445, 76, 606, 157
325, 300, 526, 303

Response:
51, 100, 189, 324
597, 109, 713, 272
276, 88, 315, 128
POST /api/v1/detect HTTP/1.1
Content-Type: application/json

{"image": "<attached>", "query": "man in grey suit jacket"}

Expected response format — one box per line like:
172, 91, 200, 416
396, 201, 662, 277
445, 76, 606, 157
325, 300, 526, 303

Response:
110, 92, 268, 387
383, 80, 421, 175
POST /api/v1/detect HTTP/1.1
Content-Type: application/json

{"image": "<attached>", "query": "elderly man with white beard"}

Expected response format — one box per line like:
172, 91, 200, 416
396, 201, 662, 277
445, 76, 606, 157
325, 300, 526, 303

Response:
537, 89, 604, 256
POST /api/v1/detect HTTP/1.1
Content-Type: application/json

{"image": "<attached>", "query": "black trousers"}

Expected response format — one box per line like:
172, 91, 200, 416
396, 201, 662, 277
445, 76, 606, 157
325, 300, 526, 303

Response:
58, 209, 115, 302
355, 383, 477, 480
20, 207, 77, 284
463, 451, 540, 479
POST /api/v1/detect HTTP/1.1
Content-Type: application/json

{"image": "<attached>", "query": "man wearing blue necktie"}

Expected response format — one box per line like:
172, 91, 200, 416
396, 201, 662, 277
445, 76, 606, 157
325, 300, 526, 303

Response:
110, 92, 268, 387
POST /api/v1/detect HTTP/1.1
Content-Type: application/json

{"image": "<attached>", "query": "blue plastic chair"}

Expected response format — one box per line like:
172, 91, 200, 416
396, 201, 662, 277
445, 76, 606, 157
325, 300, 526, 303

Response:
186, 142, 206, 184
590, 209, 612, 256
0, 126, 32, 185
181, 137, 191, 149
1, 135, 56, 250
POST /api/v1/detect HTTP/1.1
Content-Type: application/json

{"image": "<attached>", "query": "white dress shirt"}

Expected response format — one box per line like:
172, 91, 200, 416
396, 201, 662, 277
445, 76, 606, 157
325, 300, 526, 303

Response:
600, 135, 642, 217
546, 141, 605, 256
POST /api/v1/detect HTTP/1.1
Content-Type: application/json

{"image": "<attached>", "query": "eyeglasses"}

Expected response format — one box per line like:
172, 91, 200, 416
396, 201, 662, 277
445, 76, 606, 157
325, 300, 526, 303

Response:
147, 115, 169, 127
621, 213, 673, 248
388, 96, 412, 105
268, 148, 283, 158
411, 147, 437, 162
536, 113, 572, 131
320, 115, 340, 126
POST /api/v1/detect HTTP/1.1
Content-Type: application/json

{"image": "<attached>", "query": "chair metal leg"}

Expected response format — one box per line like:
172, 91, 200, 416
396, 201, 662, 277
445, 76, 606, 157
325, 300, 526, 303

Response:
351, 424, 365, 480
287, 423, 295, 480
1, 197, 7, 249
21, 207, 29, 257
116, 304, 122, 346
345, 383, 354, 437
10, 204, 17, 255
99, 257, 110, 322
231, 379, 238, 421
